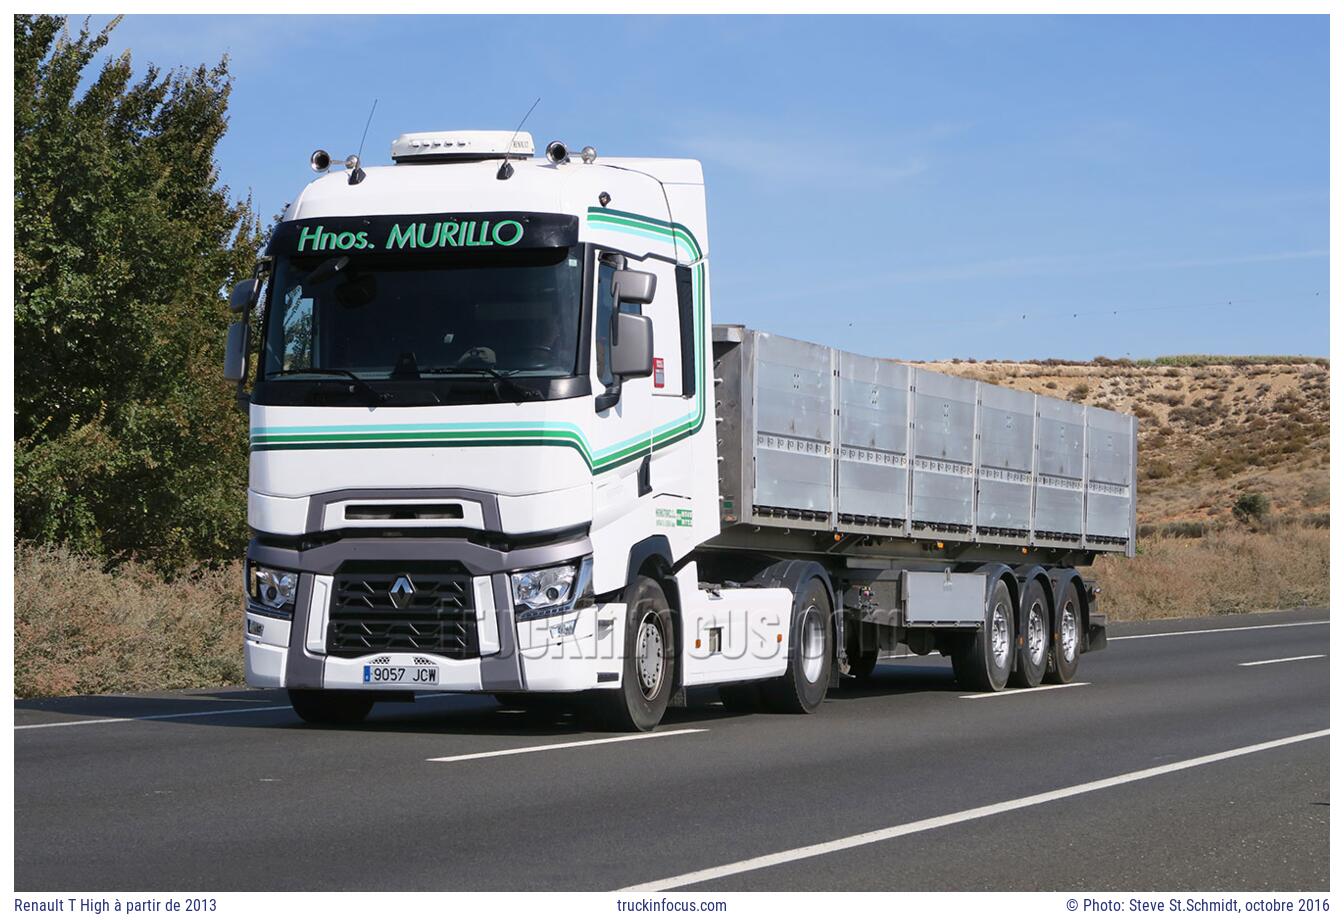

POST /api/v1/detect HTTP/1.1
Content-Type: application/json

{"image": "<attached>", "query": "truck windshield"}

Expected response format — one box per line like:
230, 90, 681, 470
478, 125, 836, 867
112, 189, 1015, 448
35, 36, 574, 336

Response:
260, 247, 583, 399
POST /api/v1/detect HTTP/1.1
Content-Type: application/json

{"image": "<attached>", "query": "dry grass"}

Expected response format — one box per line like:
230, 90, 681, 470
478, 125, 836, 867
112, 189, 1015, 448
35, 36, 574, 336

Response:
1086, 525, 1329, 620
15, 543, 244, 698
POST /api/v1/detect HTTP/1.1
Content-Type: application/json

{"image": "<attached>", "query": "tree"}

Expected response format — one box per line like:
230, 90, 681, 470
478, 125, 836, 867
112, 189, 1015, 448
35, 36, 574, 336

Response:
15, 15, 262, 571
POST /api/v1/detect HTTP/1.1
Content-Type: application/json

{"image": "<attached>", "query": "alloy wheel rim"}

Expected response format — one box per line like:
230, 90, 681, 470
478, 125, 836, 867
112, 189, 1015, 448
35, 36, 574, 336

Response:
801, 607, 825, 684
1028, 602, 1046, 665
636, 613, 666, 700
990, 603, 1011, 669
1061, 603, 1078, 662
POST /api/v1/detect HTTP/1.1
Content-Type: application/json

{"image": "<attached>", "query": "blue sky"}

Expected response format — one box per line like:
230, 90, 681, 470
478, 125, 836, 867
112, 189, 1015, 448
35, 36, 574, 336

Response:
83, 14, 1328, 360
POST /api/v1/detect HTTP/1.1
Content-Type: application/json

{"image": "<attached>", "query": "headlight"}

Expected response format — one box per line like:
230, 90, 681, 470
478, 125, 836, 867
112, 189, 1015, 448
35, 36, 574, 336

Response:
511, 559, 592, 620
247, 563, 298, 615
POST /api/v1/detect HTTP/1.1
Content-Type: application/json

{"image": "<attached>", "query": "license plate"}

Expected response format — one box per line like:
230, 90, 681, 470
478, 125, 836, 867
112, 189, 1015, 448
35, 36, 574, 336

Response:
363, 665, 438, 685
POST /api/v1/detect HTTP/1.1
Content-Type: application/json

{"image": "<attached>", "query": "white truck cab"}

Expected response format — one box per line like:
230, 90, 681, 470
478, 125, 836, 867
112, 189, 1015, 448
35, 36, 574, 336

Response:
226, 129, 1126, 730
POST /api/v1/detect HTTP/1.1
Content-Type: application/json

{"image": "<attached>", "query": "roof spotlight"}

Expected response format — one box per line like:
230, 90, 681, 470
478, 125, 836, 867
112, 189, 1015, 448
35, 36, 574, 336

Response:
546, 141, 569, 164
310, 149, 331, 172
580, 145, 597, 164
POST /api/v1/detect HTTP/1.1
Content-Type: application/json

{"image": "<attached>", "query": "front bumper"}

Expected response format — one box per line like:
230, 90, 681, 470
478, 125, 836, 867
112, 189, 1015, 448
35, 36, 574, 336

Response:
244, 590, 627, 695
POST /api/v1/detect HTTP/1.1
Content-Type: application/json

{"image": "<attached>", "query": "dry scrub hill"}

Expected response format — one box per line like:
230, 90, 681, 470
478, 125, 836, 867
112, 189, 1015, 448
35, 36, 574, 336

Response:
918, 356, 1330, 533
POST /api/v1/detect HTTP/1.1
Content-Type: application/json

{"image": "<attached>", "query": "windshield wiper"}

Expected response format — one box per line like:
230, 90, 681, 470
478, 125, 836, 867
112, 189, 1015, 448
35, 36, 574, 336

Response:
268, 367, 390, 403
421, 366, 543, 401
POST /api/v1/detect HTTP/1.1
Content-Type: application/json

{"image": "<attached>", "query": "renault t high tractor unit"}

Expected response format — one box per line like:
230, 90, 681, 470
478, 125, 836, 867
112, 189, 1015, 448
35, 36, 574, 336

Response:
224, 130, 1135, 731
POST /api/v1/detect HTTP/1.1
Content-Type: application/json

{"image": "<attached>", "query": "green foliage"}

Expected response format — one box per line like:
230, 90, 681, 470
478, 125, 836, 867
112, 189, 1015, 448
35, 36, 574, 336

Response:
14, 15, 262, 572
1232, 492, 1270, 523
1134, 355, 1328, 368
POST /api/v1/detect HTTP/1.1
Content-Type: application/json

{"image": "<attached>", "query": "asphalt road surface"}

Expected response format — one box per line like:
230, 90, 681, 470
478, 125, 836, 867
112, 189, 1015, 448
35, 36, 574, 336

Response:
15, 608, 1329, 891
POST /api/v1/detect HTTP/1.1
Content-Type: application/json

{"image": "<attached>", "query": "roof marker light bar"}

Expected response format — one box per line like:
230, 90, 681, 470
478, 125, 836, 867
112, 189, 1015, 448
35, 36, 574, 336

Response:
391, 130, 535, 163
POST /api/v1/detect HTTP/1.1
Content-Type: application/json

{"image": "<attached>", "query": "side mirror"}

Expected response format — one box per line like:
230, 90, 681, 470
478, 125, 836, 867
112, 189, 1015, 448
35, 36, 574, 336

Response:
611, 312, 654, 378
230, 278, 260, 313
224, 321, 249, 383
612, 269, 656, 306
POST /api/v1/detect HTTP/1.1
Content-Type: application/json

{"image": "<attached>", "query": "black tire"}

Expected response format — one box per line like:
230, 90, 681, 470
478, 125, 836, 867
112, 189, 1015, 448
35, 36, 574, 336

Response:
1046, 582, 1083, 684
760, 578, 833, 714
592, 575, 675, 732
951, 578, 1015, 692
846, 622, 879, 682
848, 649, 879, 682
718, 682, 762, 712
288, 689, 374, 725
1009, 579, 1050, 688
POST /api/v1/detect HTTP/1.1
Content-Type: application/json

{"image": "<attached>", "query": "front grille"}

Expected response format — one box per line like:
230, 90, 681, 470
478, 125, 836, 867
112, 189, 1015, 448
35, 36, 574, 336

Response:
326, 562, 478, 659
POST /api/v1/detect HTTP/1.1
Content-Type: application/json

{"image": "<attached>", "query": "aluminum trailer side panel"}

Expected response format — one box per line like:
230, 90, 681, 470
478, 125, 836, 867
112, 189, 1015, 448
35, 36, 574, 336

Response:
712, 326, 1136, 558
976, 383, 1036, 539
836, 352, 910, 530
910, 368, 978, 535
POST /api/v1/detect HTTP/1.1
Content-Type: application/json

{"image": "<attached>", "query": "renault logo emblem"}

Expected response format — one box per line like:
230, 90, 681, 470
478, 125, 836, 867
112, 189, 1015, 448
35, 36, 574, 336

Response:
389, 575, 416, 609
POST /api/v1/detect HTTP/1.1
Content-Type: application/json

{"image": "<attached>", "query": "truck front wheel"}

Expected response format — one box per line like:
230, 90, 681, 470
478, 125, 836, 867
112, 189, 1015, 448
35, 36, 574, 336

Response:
287, 689, 374, 725
594, 575, 675, 732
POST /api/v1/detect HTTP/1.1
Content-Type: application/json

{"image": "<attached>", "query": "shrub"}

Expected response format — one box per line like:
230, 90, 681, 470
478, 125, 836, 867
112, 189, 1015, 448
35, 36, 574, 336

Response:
1068, 383, 1090, 400
15, 543, 243, 698
1233, 492, 1270, 523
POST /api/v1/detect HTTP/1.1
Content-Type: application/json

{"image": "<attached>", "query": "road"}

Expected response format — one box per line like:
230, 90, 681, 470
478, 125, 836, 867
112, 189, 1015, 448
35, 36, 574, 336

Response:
14, 608, 1329, 891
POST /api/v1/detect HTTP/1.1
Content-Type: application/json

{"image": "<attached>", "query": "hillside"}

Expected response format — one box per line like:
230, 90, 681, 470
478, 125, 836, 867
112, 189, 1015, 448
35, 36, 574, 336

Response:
916, 355, 1330, 619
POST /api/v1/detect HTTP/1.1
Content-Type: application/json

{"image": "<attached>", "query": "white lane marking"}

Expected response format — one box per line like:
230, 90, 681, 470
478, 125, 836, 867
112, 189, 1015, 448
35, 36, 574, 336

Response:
961, 682, 1090, 700
1239, 654, 1327, 667
428, 728, 707, 763
1111, 620, 1329, 641
16, 691, 462, 731
619, 729, 1329, 892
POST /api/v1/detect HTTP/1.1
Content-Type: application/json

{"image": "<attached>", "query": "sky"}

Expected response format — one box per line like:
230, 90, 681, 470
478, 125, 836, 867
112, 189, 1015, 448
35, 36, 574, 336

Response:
80, 14, 1329, 361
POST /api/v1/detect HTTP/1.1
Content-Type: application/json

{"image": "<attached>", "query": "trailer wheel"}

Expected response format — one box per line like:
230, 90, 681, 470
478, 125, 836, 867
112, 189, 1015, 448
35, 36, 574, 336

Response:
1009, 580, 1050, 688
1046, 582, 1082, 684
287, 689, 374, 725
593, 575, 675, 732
761, 578, 833, 713
951, 578, 1014, 692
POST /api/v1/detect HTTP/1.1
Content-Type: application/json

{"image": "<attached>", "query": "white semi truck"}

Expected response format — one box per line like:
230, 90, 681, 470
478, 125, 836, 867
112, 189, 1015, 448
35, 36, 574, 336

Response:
224, 130, 1135, 731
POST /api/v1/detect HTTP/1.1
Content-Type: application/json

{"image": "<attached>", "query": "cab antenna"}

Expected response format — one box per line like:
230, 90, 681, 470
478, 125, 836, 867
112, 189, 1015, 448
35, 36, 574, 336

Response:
498, 97, 540, 181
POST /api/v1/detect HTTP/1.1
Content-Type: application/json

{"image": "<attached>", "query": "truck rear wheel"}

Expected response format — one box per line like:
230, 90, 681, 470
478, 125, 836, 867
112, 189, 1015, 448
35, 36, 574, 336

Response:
1009, 579, 1050, 688
761, 578, 833, 714
1046, 583, 1082, 684
288, 689, 374, 725
952, 579, 1014, 692
593, 575, 675, 732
